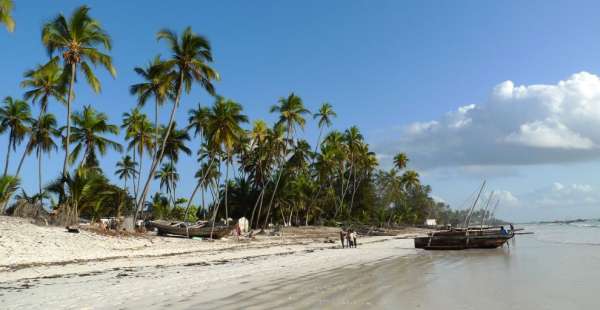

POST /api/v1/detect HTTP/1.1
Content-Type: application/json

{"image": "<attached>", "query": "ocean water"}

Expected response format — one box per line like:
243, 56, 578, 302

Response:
206, 221, 600, 310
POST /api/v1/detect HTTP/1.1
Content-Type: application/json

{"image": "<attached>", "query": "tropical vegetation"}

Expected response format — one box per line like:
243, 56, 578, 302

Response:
0, 4, 476, 230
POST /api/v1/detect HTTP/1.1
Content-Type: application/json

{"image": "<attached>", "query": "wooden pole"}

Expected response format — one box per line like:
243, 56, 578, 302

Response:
464, 180, 486, 248
464, 180, 486, 228
479, 190, 495, 228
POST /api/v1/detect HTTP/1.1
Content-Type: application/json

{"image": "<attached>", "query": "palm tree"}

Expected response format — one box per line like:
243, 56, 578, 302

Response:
313, 102, 336, 154
187, 103, 210, 141
155, 162, 178, 208
115, 155, 138, 192
0, 0, 14, 32
0, 175, 19, 214
264, 93, 310, 227
130, 55, 174, 156
204, 97, 248, 225
21, 57, 67, 114
401, 170, 420, 190
19, 114, 60, 197
122, 108, 153, 200
42, 5, 116, 178
46, 166, 107, 224
136, 26, 219, 219
159, 123, 191, 164
393, 152, 409, 171
67, 105, 122, 168
0, 96, 32, 176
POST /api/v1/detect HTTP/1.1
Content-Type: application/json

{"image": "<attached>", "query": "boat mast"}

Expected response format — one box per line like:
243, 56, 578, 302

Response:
464, 180, 486, 228
486, 199, 501, 226
479, 190, 495, 228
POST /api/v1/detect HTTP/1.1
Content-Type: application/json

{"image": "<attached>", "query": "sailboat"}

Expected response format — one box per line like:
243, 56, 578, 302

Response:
414, 181, 515, 250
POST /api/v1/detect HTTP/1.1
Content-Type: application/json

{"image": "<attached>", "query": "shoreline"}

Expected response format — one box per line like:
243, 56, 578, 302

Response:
1, 216, 420, 309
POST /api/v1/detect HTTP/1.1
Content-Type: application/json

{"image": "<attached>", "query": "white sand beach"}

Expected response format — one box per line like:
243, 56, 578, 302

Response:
0, 216, 419, 309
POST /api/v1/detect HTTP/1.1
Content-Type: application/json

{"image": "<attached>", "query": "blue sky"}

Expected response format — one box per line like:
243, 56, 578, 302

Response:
2, 1, 600, 221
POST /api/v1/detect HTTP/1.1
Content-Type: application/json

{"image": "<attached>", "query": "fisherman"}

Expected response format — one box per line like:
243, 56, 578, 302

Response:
500, 226, 508, 236
339, 230, 346, 248
351, 230, 357, 248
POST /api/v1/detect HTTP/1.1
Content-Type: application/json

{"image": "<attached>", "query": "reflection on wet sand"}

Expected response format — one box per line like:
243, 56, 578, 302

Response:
199, 233, 600, 310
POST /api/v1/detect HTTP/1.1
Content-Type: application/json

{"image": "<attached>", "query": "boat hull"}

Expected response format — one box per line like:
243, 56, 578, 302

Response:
414, 230, 513, 250
149, 220, 232, 239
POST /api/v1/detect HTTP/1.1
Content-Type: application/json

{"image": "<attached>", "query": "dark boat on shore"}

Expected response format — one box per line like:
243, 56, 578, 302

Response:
414, 227, 514, 250
149, 220, 233, 239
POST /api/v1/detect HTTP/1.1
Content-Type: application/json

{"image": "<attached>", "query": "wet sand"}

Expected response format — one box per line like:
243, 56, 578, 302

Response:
199, 230, 599, 310
3, 220, 598, 309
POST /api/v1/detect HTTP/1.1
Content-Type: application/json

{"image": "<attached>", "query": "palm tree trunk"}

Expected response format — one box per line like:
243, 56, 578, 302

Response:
154, 98, 159, 157
38, 148, 42, 198
249, 186, 265, 229
263, 127, 291, 229
312, 126, 323, 162
136, 144, 143, 205
224, 156, 230, 225
63, 63, 76, 179
209, 178, 222, 239
15, 141, 32, 177
3, 134, 12, 176
183, 156, 216, 230
135, 71, 184, 222
132, 149, 138, 200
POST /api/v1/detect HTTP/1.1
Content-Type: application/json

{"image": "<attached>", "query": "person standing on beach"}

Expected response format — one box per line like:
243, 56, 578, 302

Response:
352, 231, 357, 248
347, 229, 354, 248
340, 230, 346, 248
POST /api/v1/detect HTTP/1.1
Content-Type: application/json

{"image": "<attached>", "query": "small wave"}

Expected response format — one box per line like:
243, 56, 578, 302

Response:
569, 222, 600, 228
534, 237, 600, 246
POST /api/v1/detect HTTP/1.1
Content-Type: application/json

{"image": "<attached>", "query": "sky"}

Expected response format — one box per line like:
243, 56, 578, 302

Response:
2, 0, 600, 222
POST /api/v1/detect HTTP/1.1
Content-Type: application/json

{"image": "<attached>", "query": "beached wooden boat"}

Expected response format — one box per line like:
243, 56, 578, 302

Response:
149, 220, 233, 239
414, 228, 514, 250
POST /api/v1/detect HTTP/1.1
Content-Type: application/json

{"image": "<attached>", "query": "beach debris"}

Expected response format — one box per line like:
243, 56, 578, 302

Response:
65, 226, 80, 233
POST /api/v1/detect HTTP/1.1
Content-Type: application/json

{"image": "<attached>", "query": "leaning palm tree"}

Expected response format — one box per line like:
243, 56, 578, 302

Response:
0, 96, 32, 176
264, 93, 310, 227
21, 57, 67, 114
313, 102, 336, 154
0, 0, 15, 32
42, 5, 116, 178
135, 27, 219, 220
130, 55, 174, 156
204, 97, 248, 225
115, 155, 138, 193
67, 105, 122, 168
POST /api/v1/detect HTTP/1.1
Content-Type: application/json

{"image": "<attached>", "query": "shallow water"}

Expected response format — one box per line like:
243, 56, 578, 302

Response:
203, 222, 600, 310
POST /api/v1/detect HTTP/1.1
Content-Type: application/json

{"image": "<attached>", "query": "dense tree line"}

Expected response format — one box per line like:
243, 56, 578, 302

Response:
0, 3, 485, 229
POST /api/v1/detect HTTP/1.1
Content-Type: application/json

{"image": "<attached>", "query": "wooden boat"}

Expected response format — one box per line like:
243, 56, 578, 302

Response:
414, 227, 514, 250
149, 220, 233, 239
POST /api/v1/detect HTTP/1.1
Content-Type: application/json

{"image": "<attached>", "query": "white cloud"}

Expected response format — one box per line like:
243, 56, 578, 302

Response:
504, 119, 594, 149
377, 72, 600, 169
494, 182, 598, 209
530, 182, 598, 207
